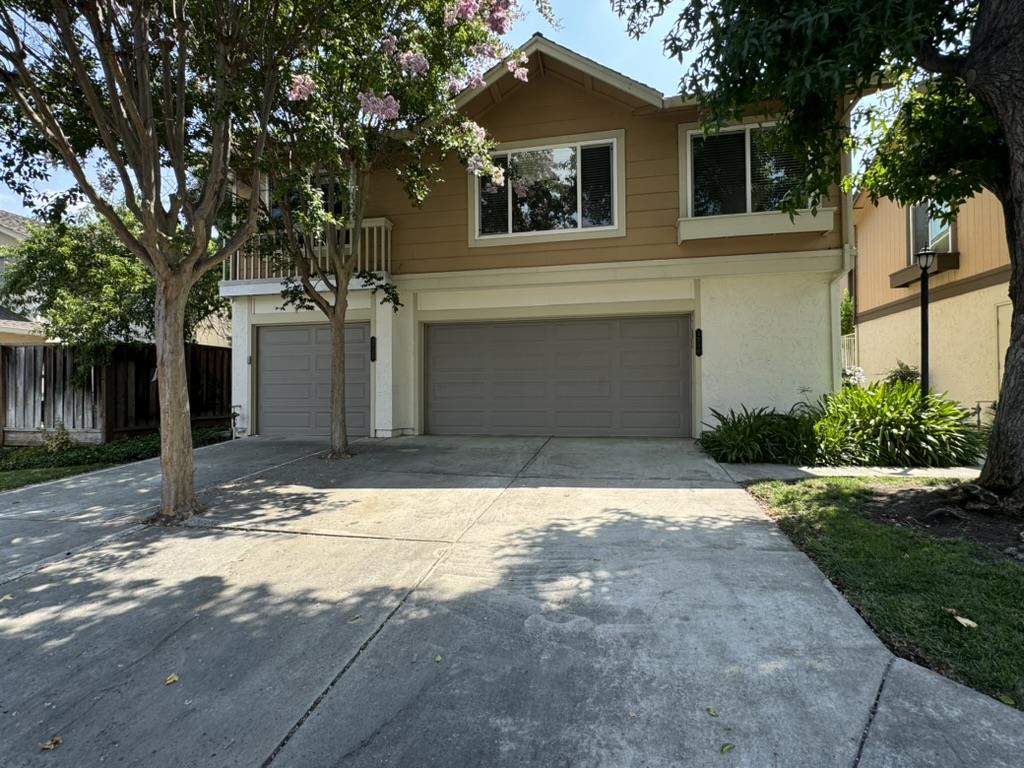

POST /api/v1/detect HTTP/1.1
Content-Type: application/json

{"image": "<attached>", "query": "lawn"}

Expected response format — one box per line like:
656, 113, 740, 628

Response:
0, 464, 113, 491
750, 477, 1024, 710
0, 428, 229, 492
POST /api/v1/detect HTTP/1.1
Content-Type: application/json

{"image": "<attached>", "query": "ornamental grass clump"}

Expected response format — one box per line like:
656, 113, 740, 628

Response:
698, 404, 819, 465
814, 381, 987, 468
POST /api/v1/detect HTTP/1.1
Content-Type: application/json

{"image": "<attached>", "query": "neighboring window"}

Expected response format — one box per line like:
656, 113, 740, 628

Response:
268, 176, 344, 221
689, 126, 805, 217
477, 138, 617, 238
909, 202, 952, 261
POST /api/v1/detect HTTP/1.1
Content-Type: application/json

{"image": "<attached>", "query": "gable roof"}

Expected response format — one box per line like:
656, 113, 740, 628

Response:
0, 209, 33, 240
456, 33, 667, 111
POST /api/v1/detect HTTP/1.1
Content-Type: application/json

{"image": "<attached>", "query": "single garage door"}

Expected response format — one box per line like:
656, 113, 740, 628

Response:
425, 315, 691, 437
257, 323, 370, 437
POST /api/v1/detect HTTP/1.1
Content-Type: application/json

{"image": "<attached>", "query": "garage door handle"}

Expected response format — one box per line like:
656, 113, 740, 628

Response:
370, 336, 377, 362
695, 329, 703, 357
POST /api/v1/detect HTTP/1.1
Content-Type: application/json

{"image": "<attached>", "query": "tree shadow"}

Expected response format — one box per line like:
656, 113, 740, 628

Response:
0, 483, 893, 767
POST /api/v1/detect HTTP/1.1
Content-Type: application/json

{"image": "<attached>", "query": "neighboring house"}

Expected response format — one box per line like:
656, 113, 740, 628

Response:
0, 209, 44, 345
220, 35, 854, 439
853, 190, 1011, 415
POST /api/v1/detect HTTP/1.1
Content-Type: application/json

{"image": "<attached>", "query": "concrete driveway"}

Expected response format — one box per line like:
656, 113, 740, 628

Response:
1, 437, 1021, 767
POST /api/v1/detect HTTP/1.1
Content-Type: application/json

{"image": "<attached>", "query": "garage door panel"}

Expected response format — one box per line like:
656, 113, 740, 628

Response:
425, 316, 691, 437
257, 323, 370, 438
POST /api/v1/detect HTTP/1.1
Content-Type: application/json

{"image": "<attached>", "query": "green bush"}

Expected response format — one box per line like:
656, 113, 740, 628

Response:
815, 381, 987, 467
698, 404, 819, 464
0, 427, 229, 471
884, 360, 921, 384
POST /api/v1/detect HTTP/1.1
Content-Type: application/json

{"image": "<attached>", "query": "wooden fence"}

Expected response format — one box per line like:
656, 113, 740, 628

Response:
1, 343, 231, 445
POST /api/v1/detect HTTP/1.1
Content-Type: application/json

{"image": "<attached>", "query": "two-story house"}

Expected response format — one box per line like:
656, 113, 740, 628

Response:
220, 35, 854, 440
853, 189, 1011, 415
0, 210, 44, 345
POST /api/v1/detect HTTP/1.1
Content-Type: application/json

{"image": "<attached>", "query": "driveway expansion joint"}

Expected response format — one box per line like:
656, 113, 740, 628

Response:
261, 437, 554, 766
852, 655, 896, 767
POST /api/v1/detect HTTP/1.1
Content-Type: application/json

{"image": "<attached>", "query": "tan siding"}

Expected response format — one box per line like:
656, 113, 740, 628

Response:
366, 74, 842, 276
855, 191, 1011, 315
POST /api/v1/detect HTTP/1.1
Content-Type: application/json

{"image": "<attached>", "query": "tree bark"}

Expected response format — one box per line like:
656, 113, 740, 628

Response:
153, 272, 201, 521
979, 182, 1024, 497
966, 0, 1024, 498
327, 285, 351, 458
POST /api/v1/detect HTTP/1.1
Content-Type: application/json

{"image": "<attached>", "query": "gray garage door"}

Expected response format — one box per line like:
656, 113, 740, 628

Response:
257, 323, 370, 437
425, 316, 691, 437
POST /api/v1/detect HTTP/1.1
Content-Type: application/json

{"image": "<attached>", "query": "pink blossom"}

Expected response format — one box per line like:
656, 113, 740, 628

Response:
487, 0, 515, 34
466, 71, 485, 89
399, 51, 430, 76
463, 120, 486, 144
381, 35, 398, 55
506, 52, 529, 82
444, 0, 480, 26
288, 73, 316, 101
358, 92, 401, 121
467, 155, 485, 174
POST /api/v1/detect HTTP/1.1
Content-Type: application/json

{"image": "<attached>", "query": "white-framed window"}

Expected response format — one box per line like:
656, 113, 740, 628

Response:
475, 133, 620, 242
909, 202, 953, 262
687, 125, 805, 218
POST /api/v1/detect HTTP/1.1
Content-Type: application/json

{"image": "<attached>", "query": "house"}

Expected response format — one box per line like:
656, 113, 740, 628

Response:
852, 189, 1011, 415
220, 35, 854, 439
0, 209, 44, 345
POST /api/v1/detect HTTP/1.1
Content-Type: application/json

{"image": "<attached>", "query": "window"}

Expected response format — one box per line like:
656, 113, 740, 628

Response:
476, 137, 617, 239
909, 202, 952, 262
689, 126, 805, 217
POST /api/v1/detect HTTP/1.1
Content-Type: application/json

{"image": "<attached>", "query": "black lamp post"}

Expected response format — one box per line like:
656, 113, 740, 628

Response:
915, 247, 937, 400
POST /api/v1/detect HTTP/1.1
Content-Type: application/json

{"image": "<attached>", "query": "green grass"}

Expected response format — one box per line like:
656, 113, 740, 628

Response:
0, 463, 113, 491
750, 477, 1024, 709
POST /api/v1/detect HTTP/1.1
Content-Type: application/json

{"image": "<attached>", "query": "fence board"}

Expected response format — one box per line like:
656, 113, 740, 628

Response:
2, 343, 230, 444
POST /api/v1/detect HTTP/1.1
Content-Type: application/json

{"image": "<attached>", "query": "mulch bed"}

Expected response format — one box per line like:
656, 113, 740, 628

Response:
859, 482, 1024, 561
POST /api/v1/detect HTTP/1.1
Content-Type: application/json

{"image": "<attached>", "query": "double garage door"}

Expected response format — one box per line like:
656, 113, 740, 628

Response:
257, 316, 691, 438
425, 315, 692, 437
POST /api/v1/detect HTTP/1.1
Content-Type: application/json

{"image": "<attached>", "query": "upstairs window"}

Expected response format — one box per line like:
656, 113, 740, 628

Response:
909, 202, 952, 262
477, 137, 618, 239
689, 126, 805, 217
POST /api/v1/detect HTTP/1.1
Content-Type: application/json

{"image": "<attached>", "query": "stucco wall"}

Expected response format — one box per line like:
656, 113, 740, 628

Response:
857, 281, 1011, 409
699, 272, 836, 424
228, 256, 841, 438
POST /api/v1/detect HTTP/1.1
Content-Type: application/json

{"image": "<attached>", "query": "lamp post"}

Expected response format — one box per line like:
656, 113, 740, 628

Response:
915, 247, 937, 401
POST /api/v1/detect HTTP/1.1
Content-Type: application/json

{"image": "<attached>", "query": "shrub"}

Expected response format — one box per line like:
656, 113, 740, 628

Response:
884, 360, 920, 384
815, 381, 987, 467
0, 427, 229, 471
43, 423, 74, 454
699, 404, 819, 465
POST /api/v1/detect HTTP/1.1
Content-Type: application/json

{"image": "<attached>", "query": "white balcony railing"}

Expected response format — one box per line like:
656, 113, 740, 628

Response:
222, 217, 392, 282
841, 331, 858, 369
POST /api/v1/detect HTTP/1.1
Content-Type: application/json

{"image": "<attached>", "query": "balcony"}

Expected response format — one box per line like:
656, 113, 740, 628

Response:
220, 217, 392, 293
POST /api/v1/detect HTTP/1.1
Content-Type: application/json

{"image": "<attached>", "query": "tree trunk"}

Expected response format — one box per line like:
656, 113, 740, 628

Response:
979, 175, 1024, 497
967, 0, 1024, 499
153, 272, 201, 521
327, 286, 351, 458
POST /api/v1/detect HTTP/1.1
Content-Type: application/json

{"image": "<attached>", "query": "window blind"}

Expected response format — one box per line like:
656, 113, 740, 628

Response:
691, 132, 746, 217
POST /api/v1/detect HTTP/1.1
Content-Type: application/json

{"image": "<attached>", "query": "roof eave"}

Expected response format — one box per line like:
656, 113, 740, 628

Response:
455, 33, 666, 111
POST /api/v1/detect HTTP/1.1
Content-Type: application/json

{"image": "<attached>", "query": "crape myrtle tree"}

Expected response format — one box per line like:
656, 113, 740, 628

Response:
265, 0, 552, 458
0, 1, 318, 520
614, 0, 1024, 501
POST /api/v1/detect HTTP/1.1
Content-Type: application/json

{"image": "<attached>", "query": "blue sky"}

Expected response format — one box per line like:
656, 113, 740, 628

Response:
508, 2, 686, 94
0, 5, 688, 217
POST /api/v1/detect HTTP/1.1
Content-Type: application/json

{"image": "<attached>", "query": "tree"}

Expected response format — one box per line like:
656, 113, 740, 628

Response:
0, 214, 227, 376
840, 290, 854, 337
264, 0, 551, 457
615, 0, 1024, 500
0, 2, 317, 519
